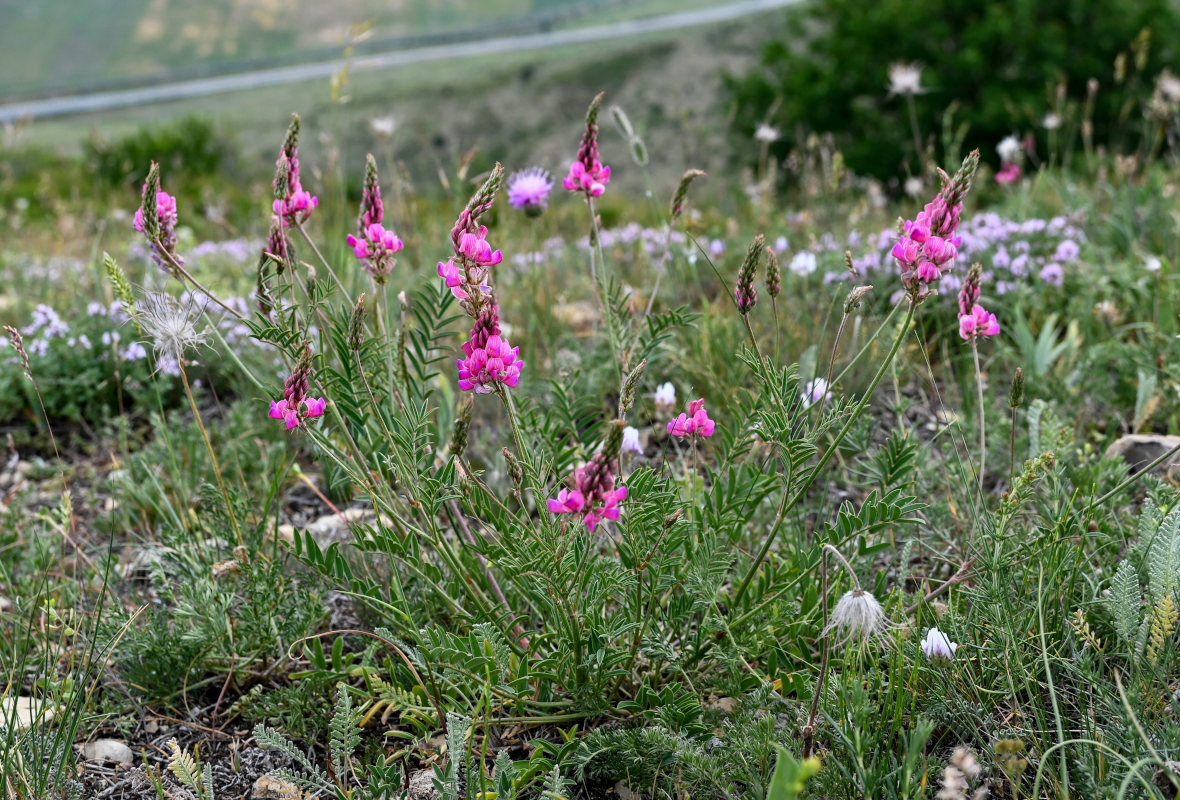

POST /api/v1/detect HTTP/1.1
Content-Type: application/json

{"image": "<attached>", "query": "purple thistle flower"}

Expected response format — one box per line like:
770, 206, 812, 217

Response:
507, 167, 554, 217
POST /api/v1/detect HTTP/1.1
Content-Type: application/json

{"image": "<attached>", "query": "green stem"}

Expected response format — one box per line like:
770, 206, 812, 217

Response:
178, 363, 243, 546
972, 338, 986, 496
731, 301, 915, 608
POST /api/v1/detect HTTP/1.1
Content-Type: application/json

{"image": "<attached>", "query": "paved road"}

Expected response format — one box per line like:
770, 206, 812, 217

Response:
0, 0, 801, 124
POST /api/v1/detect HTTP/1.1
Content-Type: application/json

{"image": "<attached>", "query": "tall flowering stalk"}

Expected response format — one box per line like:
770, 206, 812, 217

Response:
133, 163, 244, 321
958, 263, 1000, 494
272, 114, 318, 226
133, 163, 181, 276
563, 92, 611, 198
891, 150, 980, 301
734, 234, 765, 355
566, 92, 627, 372
438, 164, 524, 394
734, 154, 983, 610
347, 155, 404, 284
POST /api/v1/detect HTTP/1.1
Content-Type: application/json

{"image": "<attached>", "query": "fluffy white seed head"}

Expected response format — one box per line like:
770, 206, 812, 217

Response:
824, 588, 886, 642
136, 291, 208, 365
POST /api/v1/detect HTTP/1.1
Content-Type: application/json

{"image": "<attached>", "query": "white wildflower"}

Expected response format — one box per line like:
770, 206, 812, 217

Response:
622, 426, 643, 455
920, 627, 958, 663
996, 135, 1022, 165
654, 382, 676, 410
755, 123, 781, 143
888, 62, 924, 96
790, 251, 817, 276
801, 377, 832, 409
369, 115, 397, 137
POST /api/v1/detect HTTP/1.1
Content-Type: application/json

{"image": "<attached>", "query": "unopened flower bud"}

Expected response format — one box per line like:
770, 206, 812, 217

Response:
735, 234, 765, 315
103, 253, 142, 333
451, 395, 473, 459
349, 293, 367, 352
765, 248, 781, 298
1009, 367, 1025, 409
141, 162, 161, 240
502, 448, 524, 497
601, 419, 626, 464
670, 169, 706, 221
618, 359, 647, 416
844, 285, 873, 314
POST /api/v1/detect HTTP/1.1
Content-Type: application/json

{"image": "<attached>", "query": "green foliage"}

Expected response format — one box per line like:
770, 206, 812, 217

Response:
726, 0, 1180, 178
85, 116, 231, 189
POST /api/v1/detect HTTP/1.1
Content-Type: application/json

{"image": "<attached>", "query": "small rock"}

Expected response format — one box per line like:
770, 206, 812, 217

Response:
704, 695, 738, 714
0, 596, 12, 613
1, 696, 54, 729
407, 770, 440, 800
82, 739, 133, 764
279, 508, 388, 549
253, 774, 302, 799
1105, 434, 1180, 478
553, 301, 600, 337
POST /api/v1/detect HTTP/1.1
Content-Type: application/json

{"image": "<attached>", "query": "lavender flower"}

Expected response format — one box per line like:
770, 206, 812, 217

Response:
507, 167, 554, 217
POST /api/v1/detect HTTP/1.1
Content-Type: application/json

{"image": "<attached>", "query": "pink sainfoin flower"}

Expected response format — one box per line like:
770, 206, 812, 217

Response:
348, 223, 404, 283
995, 162, 1021, 185
892, 150, 980, 300
548, 427, 628, 532
269, 344, 326, 429
958, 305, 1000, 340
957, 262, 999, 340
133, 162, 182, 275
438, 168, 505, 311
563, 92, 611, 198
456, 304, 523, 393
272, 114, 318, 226
507, 167, 554, 216
346, 155, 403, 281
440, 163, 524, 391
667, 398, 716, 438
